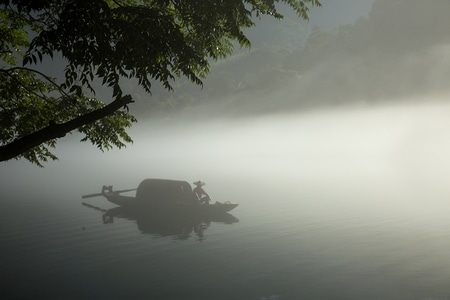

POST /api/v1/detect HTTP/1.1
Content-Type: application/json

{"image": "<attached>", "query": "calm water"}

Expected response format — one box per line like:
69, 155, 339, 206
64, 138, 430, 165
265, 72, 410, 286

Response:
2, 102, 450, 300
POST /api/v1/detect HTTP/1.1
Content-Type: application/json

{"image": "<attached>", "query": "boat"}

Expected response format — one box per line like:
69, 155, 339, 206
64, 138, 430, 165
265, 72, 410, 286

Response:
82, 178, 238, 215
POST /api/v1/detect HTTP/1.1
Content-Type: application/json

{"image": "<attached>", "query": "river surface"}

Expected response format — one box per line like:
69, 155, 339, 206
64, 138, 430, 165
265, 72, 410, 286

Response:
2, 102, 450, 300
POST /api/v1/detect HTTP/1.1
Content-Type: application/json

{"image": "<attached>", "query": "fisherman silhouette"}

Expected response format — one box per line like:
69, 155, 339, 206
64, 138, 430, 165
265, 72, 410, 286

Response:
193, 181, 210, 204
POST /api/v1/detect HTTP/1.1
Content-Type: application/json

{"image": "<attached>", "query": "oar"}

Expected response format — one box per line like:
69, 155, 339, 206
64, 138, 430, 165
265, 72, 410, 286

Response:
81, 188, 137, 199
81, 192, 103, 199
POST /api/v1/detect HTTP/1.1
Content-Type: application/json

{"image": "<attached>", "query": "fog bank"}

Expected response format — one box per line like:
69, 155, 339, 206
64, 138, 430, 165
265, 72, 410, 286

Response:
3, 99, 450, 215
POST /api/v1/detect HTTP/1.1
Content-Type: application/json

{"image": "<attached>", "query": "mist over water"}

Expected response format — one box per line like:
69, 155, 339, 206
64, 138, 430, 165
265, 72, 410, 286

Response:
79, 99, 450, 193
84, 98, 450, 236
4, 98, 450, 209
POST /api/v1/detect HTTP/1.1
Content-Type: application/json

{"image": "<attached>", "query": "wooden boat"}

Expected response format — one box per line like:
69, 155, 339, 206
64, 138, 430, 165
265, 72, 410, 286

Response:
82, 178, 238, 215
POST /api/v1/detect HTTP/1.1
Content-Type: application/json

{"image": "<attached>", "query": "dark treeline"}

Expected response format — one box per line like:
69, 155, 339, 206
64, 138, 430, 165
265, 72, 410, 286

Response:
131, 0, 450, 119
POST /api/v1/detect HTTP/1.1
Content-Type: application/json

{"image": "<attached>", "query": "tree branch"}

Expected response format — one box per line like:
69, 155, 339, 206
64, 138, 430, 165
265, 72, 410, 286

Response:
5, 66, 67, 95
0, 95, 133, 162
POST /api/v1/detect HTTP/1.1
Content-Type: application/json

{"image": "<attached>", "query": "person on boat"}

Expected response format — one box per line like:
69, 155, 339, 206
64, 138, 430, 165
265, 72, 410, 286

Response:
193, 180, 211, 204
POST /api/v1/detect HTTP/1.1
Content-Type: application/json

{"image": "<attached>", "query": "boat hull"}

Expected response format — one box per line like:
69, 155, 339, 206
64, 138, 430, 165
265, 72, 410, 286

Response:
103, 192, 238, 215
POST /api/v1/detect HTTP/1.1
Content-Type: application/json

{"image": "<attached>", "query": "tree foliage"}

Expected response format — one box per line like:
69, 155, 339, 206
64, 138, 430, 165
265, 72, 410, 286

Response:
0, 0, 320, 166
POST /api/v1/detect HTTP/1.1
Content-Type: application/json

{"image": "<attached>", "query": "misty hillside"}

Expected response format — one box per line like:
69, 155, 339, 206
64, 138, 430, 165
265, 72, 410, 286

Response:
281, 0, 450, 105
130, 0, 450, 118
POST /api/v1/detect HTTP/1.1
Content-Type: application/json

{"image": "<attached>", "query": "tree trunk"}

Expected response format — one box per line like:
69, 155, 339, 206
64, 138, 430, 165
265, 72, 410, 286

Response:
0, 95, 133, 162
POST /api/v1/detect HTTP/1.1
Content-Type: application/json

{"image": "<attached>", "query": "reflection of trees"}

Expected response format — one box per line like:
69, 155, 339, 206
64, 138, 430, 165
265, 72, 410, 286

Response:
83, 203, 238, 241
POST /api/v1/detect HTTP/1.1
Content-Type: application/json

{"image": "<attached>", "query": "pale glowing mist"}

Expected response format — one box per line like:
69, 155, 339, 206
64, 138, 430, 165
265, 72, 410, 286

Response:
10, 98, 445, 213
3, 97, 450, 242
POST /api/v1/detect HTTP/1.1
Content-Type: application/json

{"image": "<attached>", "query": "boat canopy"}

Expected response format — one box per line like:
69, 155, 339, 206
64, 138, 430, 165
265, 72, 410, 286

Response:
136, 179, 195, 204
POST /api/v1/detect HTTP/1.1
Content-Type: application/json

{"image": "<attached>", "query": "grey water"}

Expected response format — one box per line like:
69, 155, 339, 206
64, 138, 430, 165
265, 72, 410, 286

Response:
2, 102, 450, 300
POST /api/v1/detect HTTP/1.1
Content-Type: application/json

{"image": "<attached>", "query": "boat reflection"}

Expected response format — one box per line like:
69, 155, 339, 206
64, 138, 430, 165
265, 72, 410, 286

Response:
83, 202, 238, 240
